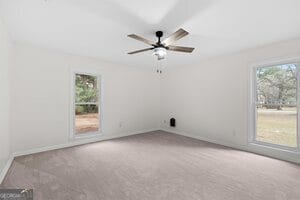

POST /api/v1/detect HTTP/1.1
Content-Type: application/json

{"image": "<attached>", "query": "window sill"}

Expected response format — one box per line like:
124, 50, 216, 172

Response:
248, 141, 300, 154
72, 131, 103, 140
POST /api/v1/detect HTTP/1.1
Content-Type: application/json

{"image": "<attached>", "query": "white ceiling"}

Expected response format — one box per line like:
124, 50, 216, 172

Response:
0, 0, 300, 68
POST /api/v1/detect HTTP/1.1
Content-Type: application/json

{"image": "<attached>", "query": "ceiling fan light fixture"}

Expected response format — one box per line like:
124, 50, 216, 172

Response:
153, 47, 167, 60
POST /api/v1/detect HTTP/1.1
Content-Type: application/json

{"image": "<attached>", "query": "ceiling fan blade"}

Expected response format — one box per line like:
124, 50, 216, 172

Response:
162, 28, 189, 46
168, 45, 195, 53
128, 48, 154, 54
128, 34, 155, 46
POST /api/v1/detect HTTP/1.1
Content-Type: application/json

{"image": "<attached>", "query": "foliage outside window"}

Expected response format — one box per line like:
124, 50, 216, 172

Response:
254, 63, 299, 148
74, 74, 100, 135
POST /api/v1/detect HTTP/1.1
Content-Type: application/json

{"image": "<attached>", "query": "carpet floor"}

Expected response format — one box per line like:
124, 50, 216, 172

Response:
1, 131, 300, 200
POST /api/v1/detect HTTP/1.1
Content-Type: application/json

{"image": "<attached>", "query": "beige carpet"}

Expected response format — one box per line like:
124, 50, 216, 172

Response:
1, 131, 300, 200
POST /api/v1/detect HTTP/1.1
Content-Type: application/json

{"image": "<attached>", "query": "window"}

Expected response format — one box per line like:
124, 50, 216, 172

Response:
72, 72, 101, 137
252, 62, 300, 149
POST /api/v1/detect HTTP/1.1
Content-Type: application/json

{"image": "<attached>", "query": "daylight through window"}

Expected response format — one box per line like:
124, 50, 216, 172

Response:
74, 73, 100, 135
254, 63, 299, 148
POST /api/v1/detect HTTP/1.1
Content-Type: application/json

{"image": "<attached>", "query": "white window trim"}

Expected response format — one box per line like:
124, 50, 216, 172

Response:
70, 70, 103, 140
249, 56, 300, 152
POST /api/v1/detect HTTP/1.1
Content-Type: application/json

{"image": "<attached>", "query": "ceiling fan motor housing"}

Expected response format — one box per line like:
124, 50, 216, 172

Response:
153, 31, 166, 59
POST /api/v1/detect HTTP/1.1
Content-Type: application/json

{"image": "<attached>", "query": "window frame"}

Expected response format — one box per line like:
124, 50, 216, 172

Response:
249, 57, 300, 152
70, 70, 103, 140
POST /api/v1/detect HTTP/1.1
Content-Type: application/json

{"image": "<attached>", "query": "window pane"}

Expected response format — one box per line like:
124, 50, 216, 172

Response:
256, 106, 297, 147
76, 74, 98, 103
255, 63, 299, 148
256, 64, 297, 105
75, 104, 99, 134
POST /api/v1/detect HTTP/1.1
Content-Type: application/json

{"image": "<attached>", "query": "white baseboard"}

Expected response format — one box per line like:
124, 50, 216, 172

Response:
0, 156, 14, 184
161, 128, 300, 164
2, 128, 299, 184
161, 128, 248, 150
0, 128, 158, 184
13, 128, 159, 157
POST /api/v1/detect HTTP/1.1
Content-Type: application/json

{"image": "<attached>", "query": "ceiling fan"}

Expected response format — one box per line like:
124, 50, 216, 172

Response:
127, 28, 194, 60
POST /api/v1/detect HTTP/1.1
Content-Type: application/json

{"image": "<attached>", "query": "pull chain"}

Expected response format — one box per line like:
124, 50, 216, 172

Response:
156, 59, 159, 73
156, 59, 162, 74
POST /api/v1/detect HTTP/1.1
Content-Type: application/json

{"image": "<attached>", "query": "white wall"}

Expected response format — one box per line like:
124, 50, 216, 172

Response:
0, 19, 12, 173
4, 30, 300, 167
161, 38, 300, 163
10, 45, 160, 153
